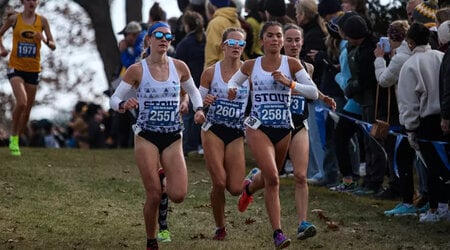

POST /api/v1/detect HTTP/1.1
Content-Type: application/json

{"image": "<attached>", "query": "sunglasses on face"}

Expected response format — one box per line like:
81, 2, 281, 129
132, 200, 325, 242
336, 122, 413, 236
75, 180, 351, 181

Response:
152, 31, 174, 41
223, 39, 246, 47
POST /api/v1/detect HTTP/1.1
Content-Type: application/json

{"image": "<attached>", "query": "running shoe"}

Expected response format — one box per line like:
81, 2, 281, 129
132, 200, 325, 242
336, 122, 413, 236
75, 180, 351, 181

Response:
213, 227, 226, 240
274, 231, 291, 249
297, 220, 317, 240
417, 202, 430, 214
419, 210, 440, 223
238, 168, 259, 212
9, 136, 21, 156
329, 182, 357, 192
157, 229, 171, 242
384, 203, 417, 216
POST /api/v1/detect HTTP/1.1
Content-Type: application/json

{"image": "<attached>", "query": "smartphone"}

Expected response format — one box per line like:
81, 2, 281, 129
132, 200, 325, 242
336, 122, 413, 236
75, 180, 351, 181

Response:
379, 37, 391, 53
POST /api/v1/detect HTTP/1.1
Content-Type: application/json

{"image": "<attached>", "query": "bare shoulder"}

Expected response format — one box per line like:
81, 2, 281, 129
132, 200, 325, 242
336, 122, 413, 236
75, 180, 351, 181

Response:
241, 59, 256, 76
172, 57, 191, 81
287, 56, 302, 72
123, 62, 143, 88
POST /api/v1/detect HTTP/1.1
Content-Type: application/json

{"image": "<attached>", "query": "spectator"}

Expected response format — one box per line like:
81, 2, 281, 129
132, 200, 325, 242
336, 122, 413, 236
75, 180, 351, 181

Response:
67, 101, 89, 149
295, 0, 328, 185
204, 0, 240, 68
336, 15, 387, 196
118, 21, 145, 69
340, 0, 374, 31
175, 10, 206, 156
407, 0, 424, 23
263, 0, 294, 25
84, 103, 106, 149
318, 0, 343, 22
244, 0, 264, 59
439, 21, 450, 135
412, 0, 439, 49
398, 22, 448, 222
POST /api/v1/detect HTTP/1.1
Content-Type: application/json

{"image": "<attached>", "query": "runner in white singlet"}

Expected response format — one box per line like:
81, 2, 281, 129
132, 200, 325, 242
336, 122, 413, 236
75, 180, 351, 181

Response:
199, 27, 249, 240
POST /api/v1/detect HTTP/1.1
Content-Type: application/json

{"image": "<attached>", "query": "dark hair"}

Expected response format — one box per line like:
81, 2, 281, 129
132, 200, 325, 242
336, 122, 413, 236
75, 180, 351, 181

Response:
221, 27, 246, 42
407, 22, 430, 46
259, 21, 283, 40
149, 2, 167, 22
182, 10, 205, 43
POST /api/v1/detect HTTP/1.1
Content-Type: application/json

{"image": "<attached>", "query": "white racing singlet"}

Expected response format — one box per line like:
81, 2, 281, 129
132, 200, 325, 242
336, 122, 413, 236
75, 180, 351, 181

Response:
136, 57, 182, 133
250, 55, 292, 129
206, 61, 249, 130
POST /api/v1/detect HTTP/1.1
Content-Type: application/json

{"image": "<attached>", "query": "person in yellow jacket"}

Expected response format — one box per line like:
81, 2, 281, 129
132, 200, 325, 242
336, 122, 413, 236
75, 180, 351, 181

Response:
0, 0, 56, 156
204, 0, 240, 68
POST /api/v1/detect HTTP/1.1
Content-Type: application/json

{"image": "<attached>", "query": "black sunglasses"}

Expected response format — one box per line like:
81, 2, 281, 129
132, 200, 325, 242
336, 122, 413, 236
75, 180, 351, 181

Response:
152, 31, 174, 41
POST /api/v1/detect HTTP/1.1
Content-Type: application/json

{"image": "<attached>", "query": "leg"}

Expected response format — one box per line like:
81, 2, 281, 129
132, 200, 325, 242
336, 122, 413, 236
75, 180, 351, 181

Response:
246, 128, 290, 231
20, 83, 38, 134
9, 77, 28, 135
134, 136, 162, 240
201, 130, 227, 229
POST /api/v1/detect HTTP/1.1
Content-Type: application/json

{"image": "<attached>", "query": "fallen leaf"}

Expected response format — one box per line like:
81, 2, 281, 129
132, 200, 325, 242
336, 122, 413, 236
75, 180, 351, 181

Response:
245, 218, 256, 224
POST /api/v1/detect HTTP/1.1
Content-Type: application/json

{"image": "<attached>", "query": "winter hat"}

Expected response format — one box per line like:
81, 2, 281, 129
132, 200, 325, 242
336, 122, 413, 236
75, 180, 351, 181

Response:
210, 0, 230, 8
264, 0, 286, 17
438, 20, 450, 44
342, 15, 369, 39
412, 0, 438, 24
118, 21, 142, 35
336, 11, 358, 30
318, 0, 342, 18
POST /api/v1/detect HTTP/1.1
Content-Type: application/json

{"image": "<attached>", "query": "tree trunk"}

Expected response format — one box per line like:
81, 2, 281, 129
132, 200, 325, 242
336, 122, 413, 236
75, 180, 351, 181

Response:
73, 0, 120, 86
126, 0, 142, 24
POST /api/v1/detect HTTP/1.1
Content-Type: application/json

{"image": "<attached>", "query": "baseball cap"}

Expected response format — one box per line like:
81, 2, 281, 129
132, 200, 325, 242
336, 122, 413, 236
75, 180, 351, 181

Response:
118, 21, 142, 35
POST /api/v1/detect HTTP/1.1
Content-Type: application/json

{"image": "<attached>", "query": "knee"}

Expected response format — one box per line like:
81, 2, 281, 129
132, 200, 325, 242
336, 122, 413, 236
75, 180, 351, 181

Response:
14, 100, 27, 112
228, 185, 242, 196
294, 173, 307, 187
167, 188, 186, 203
212, 181, 226, 193
145, 191, 162, 205
264, 174, 279, 187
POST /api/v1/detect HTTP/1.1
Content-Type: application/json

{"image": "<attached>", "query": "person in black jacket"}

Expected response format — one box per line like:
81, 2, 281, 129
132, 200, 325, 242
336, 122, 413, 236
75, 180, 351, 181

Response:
341, 15, 388, 195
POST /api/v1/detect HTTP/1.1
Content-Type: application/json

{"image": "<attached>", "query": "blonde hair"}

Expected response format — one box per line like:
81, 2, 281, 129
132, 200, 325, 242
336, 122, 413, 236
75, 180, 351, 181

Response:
296, 0, 327, 34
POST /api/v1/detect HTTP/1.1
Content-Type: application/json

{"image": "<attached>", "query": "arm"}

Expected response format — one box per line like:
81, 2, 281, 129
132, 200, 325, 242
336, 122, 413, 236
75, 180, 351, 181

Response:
110, 63, 141, 112
41, 16, 56, 51
0, 14, 16, 57
287, 57, 318, 100
397, 66, 420, 131
227, 61, 252, 100
199, 66, 216, 106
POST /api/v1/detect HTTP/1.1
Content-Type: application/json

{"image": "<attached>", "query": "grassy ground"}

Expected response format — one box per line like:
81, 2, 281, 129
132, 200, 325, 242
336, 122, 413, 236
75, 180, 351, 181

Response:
1, 148, 449, 250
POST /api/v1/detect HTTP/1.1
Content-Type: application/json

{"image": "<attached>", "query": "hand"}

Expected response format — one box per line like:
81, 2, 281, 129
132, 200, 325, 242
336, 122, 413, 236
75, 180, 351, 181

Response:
407, 132, 420, 151
228, 88, 237, 100
374, 43, 385, 58
441, 119, 450, 134
194, 109, 206, 124
203, 94, 217, 106
0, 47, 8, 57
322, 95, 336, 111
307, 49, 318, 61
271, 71, 289, 87
179, 101, 188, 115
120, 98, 139, 112
33, 31, 44, 42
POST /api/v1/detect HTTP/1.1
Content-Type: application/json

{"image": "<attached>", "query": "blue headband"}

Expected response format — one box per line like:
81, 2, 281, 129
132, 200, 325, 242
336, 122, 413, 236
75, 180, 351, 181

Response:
147, 21, 170, 35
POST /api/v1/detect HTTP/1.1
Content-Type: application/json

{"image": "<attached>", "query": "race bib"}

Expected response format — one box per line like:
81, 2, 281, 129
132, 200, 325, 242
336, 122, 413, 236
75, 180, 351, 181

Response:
212, 99, 242, 123
17, 42, 37, 58
291, 96, 305, 115
259, 104, 288, 126
146, 105, 176, 126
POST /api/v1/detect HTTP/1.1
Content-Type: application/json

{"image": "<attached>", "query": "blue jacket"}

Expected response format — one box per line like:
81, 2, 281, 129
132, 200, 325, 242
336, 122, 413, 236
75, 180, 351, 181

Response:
335, 40, 361, 115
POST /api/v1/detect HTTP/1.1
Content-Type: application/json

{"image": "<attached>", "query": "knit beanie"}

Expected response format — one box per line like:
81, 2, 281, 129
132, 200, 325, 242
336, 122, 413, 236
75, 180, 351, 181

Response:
264, 0, 286, 17
209, 0, 230, 8
412, 0, 438, 24
337, 11, 357, 30
438, 20, 450, 44
318, 0, 342, 18
343, 15, 369, 39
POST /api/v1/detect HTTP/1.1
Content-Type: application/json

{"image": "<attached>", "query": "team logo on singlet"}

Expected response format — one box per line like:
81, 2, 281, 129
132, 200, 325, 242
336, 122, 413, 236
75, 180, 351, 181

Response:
21, 31, 35, 39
